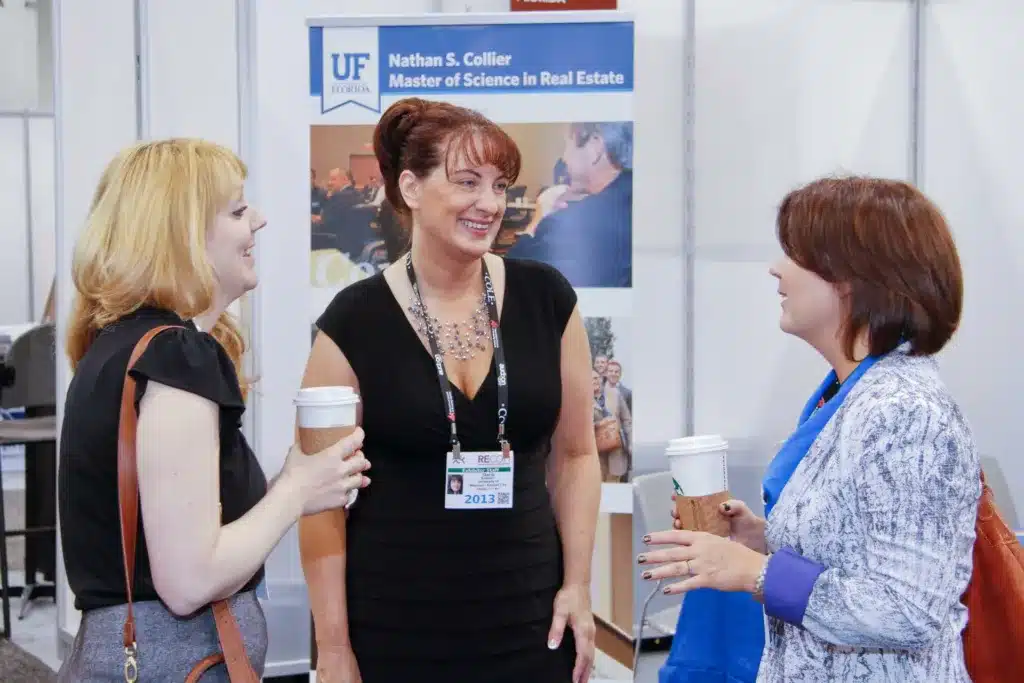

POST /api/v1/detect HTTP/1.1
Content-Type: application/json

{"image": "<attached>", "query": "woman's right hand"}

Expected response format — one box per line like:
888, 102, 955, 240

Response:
316, 645, 362, 683
281, 428, 371, 516
670, 496, 767, 553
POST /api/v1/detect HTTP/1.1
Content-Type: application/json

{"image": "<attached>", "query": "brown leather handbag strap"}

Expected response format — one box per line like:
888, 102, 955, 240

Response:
117, 324, 259, 682
118, 325, 177, 651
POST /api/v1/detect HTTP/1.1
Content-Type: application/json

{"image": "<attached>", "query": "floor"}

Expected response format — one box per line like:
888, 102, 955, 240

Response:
635, 650, 670, 683
3, 570, 62, 671
4, 485, 62, 671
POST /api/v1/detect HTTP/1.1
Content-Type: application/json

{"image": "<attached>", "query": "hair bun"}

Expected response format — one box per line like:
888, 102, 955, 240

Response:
373, 98, 430, 181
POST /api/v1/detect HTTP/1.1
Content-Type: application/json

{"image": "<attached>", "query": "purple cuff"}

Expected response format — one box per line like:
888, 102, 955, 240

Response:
763, 546, 826, 626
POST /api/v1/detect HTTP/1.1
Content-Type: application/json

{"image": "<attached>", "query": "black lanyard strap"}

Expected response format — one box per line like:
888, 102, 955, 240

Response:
405, 254, 510, 457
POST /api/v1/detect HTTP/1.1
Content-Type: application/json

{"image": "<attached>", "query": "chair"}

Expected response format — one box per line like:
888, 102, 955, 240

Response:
0, 323, 58, 635
631, 471, 683, 669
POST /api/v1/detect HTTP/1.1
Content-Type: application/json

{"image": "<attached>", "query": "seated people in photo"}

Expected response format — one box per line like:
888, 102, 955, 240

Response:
507, 122, 633, 288
375, 198, 409, 264
320, 168, 375, 258
311, 168, 327, 223
447, 474, 464, 495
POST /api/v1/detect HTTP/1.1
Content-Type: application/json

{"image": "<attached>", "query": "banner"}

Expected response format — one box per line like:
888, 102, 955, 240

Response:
307, 14, 635, 480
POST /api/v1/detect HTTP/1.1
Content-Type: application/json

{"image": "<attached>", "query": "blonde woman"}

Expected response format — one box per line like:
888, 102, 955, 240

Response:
57, 139, 371, 681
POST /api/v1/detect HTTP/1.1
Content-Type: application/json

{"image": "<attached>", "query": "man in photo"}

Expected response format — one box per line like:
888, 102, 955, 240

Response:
320, 168, 377, 260
507, 122, 633, 288
604, 359, 632, 413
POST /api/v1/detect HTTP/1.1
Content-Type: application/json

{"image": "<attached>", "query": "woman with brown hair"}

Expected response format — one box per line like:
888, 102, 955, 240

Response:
57, 139, 370, 680
298, 98, 601, 683
642, 176, 979, 682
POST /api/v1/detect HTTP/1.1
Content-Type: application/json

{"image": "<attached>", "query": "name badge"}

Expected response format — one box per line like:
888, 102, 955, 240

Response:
445, 450, 514, 510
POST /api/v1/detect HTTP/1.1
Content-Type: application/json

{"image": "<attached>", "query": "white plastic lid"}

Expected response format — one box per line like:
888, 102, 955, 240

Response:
665, 434, 728, 456
293, 386, 359, 406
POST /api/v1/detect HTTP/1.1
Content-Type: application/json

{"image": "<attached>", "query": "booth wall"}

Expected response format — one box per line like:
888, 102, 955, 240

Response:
140, 0, 240, 147
692, 0, 1022, 521
0, 1, 40, 110
0, 0, 37, 323
920, 0, 1024, 522
53, 0, 139, 643
0, 1, 55, 324
692, 0, 914, 477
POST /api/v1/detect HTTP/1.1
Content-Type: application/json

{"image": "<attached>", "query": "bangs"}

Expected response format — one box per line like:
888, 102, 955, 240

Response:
204, 148, 248, 206
776, 185, 836, 279
442, 124, 521, 184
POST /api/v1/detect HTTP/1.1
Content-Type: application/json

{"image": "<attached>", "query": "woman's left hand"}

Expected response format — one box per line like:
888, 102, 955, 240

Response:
548, 583, 595, 683
638, 530, 768, 596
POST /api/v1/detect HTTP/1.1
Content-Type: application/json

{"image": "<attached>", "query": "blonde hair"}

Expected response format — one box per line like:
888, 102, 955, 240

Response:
67, 138, 250, 393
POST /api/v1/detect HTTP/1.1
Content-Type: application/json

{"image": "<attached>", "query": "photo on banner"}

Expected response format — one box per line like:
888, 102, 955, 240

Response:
307, 16, 635, 324
310, 120, 633, 292
585, 315, 633, 483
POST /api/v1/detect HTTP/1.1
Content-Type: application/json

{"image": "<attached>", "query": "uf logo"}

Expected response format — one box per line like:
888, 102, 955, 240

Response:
331, 52, 370, 81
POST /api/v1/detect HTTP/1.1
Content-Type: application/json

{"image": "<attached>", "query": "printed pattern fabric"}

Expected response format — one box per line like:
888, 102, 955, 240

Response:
759, 349, 980, 682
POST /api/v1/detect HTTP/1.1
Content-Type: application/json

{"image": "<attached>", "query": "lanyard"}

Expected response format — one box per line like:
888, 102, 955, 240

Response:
405, 254, 510, 458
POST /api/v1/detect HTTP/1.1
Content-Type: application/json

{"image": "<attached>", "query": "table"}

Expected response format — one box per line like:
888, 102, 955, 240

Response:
0, 414, 57, 639
0, 416, 55, 444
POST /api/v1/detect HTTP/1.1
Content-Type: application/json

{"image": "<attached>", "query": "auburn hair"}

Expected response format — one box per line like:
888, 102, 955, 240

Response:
66, 138, 249, 393
372, 97, 521, 230
777, 176, 963, 359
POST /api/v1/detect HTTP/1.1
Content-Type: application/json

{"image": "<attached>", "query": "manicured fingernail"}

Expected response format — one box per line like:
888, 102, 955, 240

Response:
663, 586, 672, 594
643, 534, 651, 543
642, 571, 652, 580
637, 554, 646, 564
548, 640, 558, 650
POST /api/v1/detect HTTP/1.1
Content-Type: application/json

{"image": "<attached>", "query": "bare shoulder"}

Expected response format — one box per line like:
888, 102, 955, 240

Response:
306, 330, 360, 392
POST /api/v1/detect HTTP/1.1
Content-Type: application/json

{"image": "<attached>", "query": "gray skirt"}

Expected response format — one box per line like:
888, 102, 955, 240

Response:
57, 591, 268, 682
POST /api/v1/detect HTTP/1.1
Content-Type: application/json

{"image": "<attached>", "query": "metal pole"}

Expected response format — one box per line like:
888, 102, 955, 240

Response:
133, 0, 148, 139
22, 117, 36, 319
909, 0, 924, 186
682, 0, 696, 436
51, 0, 74, 660
236, 0, 259, 450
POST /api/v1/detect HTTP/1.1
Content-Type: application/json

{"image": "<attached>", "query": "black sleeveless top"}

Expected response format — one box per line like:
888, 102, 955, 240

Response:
316, 258, 578, 682
58, 307, 267, 611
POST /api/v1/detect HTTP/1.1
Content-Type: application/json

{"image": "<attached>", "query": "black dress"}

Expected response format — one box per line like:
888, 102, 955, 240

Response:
316, 258, 578, 683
